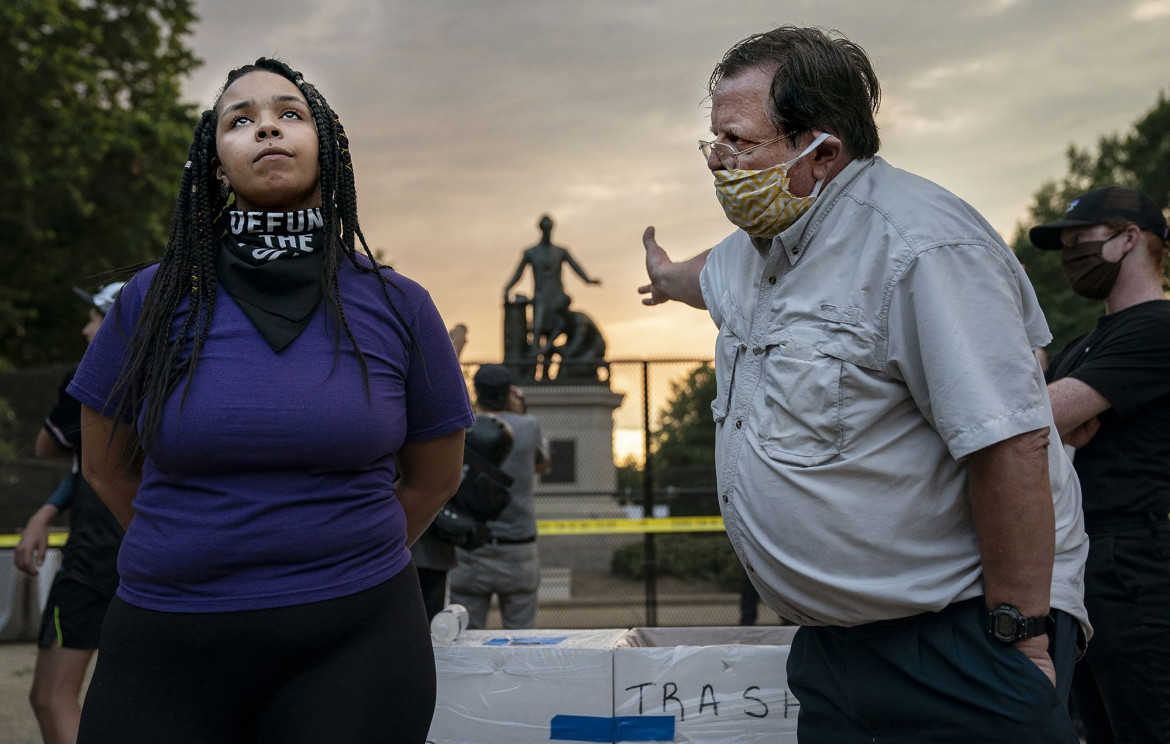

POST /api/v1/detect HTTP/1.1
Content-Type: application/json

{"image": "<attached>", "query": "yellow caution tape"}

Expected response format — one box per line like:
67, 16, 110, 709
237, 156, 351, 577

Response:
0, 517, 725, 549
536, 516, 725, 535
0, 533, 70, 549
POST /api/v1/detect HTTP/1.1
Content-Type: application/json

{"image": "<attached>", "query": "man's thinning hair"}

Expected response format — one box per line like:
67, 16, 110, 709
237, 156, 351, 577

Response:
710, 26, 881, 160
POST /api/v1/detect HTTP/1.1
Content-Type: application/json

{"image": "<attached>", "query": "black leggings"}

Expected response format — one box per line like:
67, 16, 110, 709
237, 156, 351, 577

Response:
78, 566, 436, 744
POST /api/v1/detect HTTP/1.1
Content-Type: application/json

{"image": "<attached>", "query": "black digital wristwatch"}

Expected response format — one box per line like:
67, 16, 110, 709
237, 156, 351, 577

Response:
986, 604, 1049, 644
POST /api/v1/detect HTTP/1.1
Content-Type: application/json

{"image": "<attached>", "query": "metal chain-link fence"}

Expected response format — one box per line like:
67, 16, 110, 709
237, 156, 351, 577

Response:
462, 358, 784, 629
0, 366, 75, 531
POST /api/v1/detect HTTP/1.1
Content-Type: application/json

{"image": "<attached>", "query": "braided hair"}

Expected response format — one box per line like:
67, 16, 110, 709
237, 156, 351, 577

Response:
108, 57, 411, 451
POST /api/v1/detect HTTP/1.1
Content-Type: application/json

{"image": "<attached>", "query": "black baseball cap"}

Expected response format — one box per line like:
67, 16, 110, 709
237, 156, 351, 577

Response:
473, 364, 515, 394
1029, 186, 1168, 250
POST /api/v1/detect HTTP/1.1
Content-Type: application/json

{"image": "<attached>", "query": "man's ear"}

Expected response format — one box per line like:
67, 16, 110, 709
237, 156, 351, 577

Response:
809, 135, 844, 181
1122, 224, 1143, 256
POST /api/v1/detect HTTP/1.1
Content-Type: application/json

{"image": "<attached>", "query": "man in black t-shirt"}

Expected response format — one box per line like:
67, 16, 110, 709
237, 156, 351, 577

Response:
1031, 187, 1170, 744
15, 283, 124, 744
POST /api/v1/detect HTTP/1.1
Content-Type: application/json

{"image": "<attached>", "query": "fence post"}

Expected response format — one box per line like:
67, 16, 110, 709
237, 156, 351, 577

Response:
641, 360, 657, 627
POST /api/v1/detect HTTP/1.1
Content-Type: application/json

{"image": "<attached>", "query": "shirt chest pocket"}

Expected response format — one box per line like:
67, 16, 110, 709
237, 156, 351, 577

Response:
759, 331, 846, 467
711, 293, 748, 425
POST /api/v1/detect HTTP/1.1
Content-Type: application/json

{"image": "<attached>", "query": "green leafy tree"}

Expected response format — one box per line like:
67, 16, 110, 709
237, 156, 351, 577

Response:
612, 361, 740, 589
615, 454, 642, 492
651, 361, 717, 491
616, 362, 718, 509
1013, 92, 1170, 352
0, 0, 199, 367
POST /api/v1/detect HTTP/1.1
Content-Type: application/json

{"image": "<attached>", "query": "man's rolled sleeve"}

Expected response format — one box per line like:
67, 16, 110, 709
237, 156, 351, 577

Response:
700, 252, 724, 329
886, 243, 1051, 461
700, 231, 749, 329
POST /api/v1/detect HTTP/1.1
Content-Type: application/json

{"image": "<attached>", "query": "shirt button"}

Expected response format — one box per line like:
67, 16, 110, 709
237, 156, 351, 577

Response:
768, 276, 776, 285
735, 420, 743, 429
722, 493, 729, 504
753, 347, 764, 355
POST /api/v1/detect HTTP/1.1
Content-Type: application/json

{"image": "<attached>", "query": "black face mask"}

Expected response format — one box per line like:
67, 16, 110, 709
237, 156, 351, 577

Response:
1061, 231, 1125, 300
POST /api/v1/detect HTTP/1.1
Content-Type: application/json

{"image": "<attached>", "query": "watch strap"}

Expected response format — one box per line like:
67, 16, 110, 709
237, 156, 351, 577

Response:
987, 604, 1050, 643
1018, 613, 1047, 638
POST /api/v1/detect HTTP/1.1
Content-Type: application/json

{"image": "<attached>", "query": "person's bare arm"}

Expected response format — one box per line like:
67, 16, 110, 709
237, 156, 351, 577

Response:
1047, 378, 1110, 438
448, 324, 468, 359
24, 423, 72, 572
564, 251, 600, 285
535, 453, 551, 476
14, 504, 60, 576
35, 428, 69, 459
638, 227, 709, 309
395, 428, 466, 547
79, 406, 142, 530
968, 427, 1056, 684
503, 255, 531, 300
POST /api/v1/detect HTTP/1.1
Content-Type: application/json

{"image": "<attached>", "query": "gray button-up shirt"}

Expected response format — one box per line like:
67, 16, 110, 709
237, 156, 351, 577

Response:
700, 157, 1089, 631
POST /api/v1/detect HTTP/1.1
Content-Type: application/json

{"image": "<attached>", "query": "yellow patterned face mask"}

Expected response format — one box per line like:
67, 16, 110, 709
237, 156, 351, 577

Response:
713, 133, 831, 239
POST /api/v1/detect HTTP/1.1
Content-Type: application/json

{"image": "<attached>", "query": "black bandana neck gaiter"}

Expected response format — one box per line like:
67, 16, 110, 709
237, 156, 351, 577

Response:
217, 208, 327, 352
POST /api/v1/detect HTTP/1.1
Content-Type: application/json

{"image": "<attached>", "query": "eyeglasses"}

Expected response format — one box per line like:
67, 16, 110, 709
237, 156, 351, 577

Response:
699, 133, 789, 170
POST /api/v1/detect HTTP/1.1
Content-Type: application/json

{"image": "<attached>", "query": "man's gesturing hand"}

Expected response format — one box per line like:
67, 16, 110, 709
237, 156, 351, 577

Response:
637, 227, 709, 310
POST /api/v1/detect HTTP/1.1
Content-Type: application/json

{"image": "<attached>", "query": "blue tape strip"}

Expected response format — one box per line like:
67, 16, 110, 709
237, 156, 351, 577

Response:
615, 715, 676, 741
550, 715, 612, 742
549, 714, 675, 742
482, 636, 567, 646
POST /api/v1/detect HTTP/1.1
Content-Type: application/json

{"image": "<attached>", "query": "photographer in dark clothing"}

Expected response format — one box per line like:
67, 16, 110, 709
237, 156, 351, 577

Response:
449, 365, 550, 629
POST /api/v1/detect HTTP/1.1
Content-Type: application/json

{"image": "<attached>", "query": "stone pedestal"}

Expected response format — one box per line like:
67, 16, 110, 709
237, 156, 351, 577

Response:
520, 384, 625, 496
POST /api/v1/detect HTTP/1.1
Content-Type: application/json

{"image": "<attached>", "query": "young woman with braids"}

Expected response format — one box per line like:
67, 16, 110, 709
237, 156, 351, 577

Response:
67, 58, 473, 743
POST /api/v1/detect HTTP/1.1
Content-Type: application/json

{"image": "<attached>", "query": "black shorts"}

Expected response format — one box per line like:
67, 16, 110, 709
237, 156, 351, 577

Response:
38, 576, 111, 650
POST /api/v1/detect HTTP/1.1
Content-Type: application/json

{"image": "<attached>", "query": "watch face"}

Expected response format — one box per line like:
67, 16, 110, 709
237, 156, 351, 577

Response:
994, 613, 1018, 639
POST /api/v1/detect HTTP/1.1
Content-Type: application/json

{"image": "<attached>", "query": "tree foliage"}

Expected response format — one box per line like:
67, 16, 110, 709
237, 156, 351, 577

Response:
651, 361, 717, 488
0, 0, 199, 367
616, 362, 718, 511
1013, 92, 1170, 352
614, 361, 721, 517
610, 532, 743, 591
616, 363, 718, 506
611, 362, 737, 586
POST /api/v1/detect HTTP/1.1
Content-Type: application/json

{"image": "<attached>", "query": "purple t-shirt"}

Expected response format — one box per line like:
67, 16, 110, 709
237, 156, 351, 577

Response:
68, 259, 473, 612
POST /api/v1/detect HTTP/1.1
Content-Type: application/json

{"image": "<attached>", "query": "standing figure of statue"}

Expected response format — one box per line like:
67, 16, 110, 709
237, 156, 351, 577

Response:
503, 215, 601, 366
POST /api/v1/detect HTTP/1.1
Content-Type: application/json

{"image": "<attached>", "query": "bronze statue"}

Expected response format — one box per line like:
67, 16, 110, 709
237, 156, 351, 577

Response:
504, 215, 600, 358
503, 215, 607, 383
546, 298, 607, 381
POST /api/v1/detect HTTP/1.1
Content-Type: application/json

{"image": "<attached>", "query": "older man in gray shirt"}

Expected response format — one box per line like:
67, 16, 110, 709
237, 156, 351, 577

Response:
638, 26, 1088, 743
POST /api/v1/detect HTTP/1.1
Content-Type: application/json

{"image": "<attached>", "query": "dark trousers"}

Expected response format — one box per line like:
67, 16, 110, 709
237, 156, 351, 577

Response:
416, 566, 449, 621
1072, 524, 1170, 744
789, 597, 1080, 743
739, 569, 760, 626
78, 566, 436, 744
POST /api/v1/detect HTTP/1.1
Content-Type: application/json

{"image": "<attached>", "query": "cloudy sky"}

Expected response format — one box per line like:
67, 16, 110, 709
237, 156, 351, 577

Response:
183, 0, 1170, 362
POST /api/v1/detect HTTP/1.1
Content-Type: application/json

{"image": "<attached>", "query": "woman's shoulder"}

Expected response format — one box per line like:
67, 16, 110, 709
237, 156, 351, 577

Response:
341, 252, 433, 307
109, 263, 161, 314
